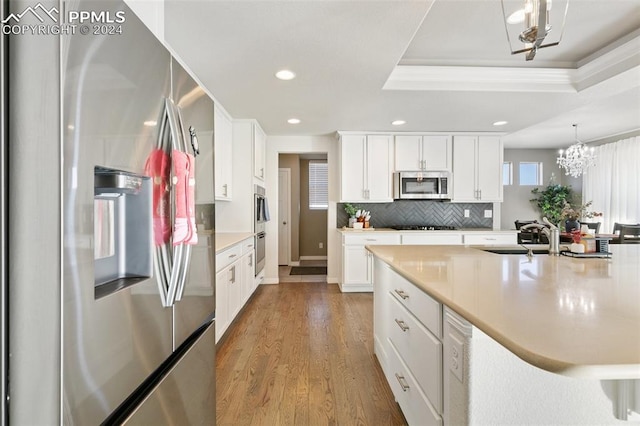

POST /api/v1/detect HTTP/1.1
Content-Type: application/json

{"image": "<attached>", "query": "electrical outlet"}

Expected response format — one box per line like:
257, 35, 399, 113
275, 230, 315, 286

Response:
319, 242, 323, 249
464, 209, 470, 218
484, 210, 493, 218
450, 335, 464, 382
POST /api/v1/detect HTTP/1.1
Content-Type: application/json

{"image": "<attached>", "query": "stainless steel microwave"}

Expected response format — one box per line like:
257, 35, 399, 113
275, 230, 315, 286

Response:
393, 171, 451, 200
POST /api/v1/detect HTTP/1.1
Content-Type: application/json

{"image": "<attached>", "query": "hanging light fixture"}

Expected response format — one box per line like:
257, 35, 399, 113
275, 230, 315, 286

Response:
557, 124, 596, 178
500, 0, 569, 61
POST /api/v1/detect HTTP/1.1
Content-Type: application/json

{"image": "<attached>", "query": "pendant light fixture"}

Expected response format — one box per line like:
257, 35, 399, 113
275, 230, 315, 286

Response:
557, 124, 596, 178
500, 0, 569, 61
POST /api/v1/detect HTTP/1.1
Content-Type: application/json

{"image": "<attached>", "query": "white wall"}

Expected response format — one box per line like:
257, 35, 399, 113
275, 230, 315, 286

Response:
265, 135, 339, 284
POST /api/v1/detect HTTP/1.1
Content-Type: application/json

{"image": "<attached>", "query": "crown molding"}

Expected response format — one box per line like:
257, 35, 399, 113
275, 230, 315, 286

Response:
385, 34, 640, 94
384, 65, 576, 92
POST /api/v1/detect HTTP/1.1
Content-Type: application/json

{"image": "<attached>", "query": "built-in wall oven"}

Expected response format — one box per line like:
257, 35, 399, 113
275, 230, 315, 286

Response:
254, 185, 269, 276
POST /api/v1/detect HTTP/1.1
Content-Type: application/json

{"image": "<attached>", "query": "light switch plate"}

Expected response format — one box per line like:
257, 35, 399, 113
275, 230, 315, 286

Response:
464, 209, 470, 218
484, 210, 493, 218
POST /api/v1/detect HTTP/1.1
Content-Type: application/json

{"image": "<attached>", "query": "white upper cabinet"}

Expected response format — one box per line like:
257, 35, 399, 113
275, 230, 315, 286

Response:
340, 134, 392, 202
253, 123, 266, 181
214, 105, 233, 201
452, 135, 503, 202
395, 135, 451, 171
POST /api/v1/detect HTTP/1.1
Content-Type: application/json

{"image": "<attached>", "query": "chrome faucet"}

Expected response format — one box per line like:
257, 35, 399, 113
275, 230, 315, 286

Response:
520, 218, 560, 256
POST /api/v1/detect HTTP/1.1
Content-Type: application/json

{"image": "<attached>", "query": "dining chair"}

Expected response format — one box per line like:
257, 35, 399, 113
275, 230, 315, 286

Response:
612, 222, 640, 235
580, 222, 601, 234
515, 220, 548, 244
617, 225, 640, 244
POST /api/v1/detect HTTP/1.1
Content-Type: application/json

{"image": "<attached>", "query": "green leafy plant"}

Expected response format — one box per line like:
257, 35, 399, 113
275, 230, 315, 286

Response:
344, 203, 358, 217
530, 182, 575, 225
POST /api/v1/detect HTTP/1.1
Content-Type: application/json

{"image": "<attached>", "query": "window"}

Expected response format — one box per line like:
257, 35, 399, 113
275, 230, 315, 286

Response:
503, 162, 513, 185
308, 161, 328, 209
519, 162, 543, 186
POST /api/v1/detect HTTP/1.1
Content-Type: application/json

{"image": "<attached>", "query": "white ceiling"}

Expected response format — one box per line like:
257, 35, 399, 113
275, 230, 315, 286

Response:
164, 0, 640, 148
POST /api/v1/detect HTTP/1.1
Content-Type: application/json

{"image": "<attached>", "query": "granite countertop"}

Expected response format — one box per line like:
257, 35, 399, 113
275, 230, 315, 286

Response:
366, 244, 640, 379
215, 232, 254, 253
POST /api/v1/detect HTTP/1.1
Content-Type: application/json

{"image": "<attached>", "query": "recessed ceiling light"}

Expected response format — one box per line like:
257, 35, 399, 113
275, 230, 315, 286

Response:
144, 120, 157, 127
391, 120, 406, 126
493, 121, 508, 126
287, 118, 301, 124
275, 70, 296, 80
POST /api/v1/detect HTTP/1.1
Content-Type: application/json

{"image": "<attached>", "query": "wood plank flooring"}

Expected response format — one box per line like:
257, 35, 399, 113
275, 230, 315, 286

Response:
216, 282, 407, 426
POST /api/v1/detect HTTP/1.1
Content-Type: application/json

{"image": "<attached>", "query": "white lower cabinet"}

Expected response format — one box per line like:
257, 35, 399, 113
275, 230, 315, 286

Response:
374, 257, 444, 426
401, 233, 463, 245
215, 236, 257, 343
462, 232, 516, 245
387, 340, 443, 426
341, 233, 401, 292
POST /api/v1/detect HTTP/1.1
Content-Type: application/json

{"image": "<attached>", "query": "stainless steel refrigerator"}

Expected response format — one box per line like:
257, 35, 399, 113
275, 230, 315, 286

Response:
4, 0, 216, 423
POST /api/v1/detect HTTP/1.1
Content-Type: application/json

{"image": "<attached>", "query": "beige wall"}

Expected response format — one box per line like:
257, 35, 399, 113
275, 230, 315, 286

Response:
299, 159, 328, 257
278, 154, 300, 262
501, 149, 582, 229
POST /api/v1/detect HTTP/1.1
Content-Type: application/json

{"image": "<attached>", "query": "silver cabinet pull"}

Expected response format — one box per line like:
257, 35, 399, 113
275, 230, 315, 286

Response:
230, 265, 236, 283
394, 289, 409, 300
365, 238, 377, 241
395, 373, 410, 392
395, 319, 409, 332
229, 254, 237, 259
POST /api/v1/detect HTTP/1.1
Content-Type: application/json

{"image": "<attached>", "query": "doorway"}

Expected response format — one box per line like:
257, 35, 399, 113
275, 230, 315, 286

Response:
278, 153, 328, 282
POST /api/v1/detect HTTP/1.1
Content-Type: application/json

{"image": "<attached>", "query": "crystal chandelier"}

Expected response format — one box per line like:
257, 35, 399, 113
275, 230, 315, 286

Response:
500, 0, 569, 61
557, 124, 596, 178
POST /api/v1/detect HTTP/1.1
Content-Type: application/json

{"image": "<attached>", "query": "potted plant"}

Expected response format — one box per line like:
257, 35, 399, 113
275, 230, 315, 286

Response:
560, 201, 602, 232
344, 203, 358, 228
530, 179, 574, 226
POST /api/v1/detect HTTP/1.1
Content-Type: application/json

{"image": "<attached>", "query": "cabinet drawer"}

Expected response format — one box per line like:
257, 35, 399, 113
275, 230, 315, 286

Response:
216, 244, 242, 272
241, 237, 255, 255
463, 233, 516, 245
388, 294, 442, 414
342, 233, 401, 246
387, 339, 442, 426
401, 233, 462, 245
390, 273, 442, 338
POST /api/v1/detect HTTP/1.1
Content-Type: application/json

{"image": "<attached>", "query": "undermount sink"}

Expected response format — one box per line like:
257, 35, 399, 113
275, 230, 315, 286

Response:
481, 248, 549, 255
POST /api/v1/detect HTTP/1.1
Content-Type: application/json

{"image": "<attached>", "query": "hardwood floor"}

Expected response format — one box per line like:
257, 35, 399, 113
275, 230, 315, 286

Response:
216, 282, 406, 426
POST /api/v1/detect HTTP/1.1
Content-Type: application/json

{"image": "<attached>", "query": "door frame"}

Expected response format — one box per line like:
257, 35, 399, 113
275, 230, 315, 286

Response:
278, 168, 292, 266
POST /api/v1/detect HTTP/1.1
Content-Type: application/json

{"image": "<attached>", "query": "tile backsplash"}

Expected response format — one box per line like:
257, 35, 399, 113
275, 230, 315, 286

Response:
337, 200, 493, 229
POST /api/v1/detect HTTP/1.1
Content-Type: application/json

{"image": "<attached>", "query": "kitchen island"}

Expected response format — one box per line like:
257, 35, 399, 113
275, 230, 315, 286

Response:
368, 244, 640, 425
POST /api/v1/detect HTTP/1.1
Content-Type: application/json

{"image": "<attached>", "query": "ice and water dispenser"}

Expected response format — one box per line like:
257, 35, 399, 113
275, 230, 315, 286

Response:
94, 167, 153, 298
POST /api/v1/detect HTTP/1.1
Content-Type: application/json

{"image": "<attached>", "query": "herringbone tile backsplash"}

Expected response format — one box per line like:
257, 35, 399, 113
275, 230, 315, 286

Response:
337, 201, 493, 229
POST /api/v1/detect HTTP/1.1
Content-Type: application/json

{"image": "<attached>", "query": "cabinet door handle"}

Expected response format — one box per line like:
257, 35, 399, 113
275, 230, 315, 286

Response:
484, 237, 497, 241
395, 318, 409, 332
365, 238, 377, 242
229, 254, 237, 259
223, 183, 228, 196
395, 373, 410, 392
394, 289, 409, 300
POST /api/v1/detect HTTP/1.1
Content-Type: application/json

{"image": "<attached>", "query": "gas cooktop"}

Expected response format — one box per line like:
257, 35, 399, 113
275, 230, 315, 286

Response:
390, 225, 458, 231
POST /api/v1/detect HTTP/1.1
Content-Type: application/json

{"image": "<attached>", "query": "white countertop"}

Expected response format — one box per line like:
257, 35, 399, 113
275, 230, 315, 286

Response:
367, 244, 640, 379
215, 232, 254, 253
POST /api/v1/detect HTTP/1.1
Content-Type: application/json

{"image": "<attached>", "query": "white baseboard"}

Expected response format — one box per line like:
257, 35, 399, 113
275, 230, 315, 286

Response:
327, 276, 339, 284
289, 261, 300, 267
299, 256, 327, 261
262, 277, 279, 285
338, 282, 373, 293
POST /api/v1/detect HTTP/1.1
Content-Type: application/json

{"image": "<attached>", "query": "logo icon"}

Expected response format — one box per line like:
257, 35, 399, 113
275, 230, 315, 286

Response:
2, 2, 58, 24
